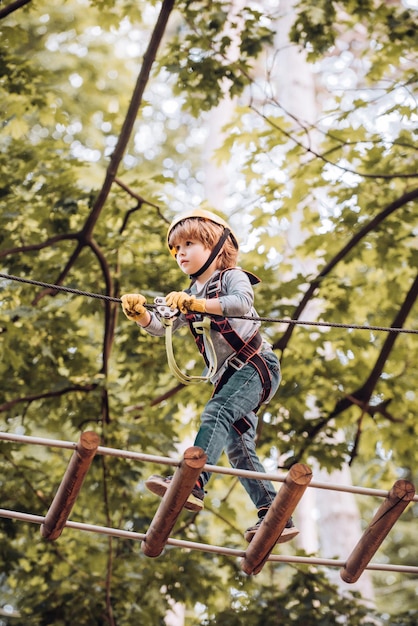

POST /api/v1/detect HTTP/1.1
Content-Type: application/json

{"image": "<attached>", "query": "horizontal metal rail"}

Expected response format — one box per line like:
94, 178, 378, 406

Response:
1, 508, 417, 576
1, 431, 417, 502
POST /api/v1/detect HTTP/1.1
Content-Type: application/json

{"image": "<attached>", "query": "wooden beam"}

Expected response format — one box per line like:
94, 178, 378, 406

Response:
241, 463, 312, 575
41, 431, 100, 540
341, 479, 415, 583
142, 446, 207, 557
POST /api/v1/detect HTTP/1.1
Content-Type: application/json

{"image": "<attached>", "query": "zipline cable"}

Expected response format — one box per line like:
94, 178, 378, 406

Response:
0, 272, 122, 303
1, 272, 417, 335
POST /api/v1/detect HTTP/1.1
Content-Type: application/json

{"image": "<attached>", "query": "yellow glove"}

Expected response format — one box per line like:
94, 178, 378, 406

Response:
165, 291, 206, 314
121, 293, 148, 323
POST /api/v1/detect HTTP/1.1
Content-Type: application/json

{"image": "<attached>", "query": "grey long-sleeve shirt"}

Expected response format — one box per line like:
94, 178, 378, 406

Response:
142, 268, 273, 383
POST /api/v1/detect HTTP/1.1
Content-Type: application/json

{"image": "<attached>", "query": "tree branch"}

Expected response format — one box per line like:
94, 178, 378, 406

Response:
82, 0, 176, 241
330, 271, 418, 417
124, 383, 185, 415
250, 102, 418, 180
0, 0, 31, 20
30, 0, 176, 306
295, 272, 418, 459
99, 453, 116, 626
0, 384, 98, 412
114, 177, 169, 235
0, 233, 79, 259
114, 177, 163, 212
274, 187, 418, 352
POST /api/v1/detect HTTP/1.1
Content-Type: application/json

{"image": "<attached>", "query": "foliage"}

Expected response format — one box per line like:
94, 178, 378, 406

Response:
290, 0, 417, 62
0, 0, 417, 624
160, 1, 275, 114
204, 568, 381, 625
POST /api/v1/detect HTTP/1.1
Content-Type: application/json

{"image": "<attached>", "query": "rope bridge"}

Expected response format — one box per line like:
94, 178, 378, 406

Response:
1, 431, 416, 581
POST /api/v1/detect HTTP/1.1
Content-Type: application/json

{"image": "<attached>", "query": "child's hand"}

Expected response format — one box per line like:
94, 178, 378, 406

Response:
121, 294, 148, 322
165, 291, 206, 314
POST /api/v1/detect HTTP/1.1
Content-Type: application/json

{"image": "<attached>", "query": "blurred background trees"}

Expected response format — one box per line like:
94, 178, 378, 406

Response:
1, 0, 417, 624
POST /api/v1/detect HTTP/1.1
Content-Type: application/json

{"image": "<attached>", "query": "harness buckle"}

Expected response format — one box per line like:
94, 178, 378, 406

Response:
228, 354, 247, 370
206, 276, 222, 298
227, 333, 263, 370
154, 297, 179, 319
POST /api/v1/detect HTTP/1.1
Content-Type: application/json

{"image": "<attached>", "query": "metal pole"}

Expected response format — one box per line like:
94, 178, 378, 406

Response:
1, 507, 418, 575
40, 431, 100, 540
1, 432, 417, 502
341, 479, 416, 583
142, 446, 207, 557
241, 463, 312, 575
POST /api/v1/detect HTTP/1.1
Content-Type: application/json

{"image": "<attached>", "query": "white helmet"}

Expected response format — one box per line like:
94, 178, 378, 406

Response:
166, 208, 239, 259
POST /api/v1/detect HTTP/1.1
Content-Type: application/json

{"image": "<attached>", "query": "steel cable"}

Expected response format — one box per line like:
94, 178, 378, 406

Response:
1, 272, 416, 334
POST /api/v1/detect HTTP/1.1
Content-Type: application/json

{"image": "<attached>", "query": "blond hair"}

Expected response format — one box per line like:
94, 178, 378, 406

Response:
168, 217, 238, 270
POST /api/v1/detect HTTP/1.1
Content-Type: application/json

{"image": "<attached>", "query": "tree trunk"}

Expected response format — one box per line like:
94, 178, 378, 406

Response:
272, 0, 375, 602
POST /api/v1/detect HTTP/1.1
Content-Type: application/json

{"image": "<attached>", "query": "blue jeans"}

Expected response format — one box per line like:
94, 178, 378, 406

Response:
194, 350, 281, 513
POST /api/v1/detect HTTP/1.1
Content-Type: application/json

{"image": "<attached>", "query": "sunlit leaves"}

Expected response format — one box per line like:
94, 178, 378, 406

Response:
206, 569, 382, 625
290, 0, 338, 56
1, 0, 417, 622
290, 0, 417, 68
160, 1, 275, 115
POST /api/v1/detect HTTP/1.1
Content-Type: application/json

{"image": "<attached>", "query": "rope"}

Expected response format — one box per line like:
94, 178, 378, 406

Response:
1, 432, 417, 502
0, 272, 122, 303
1, 272, 417, 334
0, 508, 417, 575
162, 315, 218, 384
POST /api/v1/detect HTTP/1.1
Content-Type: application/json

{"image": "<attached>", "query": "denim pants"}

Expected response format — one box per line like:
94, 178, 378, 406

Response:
194, 350, 281, 513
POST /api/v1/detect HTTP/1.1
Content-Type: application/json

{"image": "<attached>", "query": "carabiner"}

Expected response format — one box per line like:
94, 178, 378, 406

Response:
154, 296, 179, 319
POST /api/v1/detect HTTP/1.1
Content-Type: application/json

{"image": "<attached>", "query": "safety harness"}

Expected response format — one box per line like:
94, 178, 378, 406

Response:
185, 269, 273, 419
156, 270, 273, 429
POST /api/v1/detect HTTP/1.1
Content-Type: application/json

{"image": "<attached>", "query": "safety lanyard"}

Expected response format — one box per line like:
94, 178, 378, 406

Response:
155, 298, 217, 385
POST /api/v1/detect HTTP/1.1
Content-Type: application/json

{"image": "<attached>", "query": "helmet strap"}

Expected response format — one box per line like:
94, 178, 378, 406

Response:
189, 228, 231, 280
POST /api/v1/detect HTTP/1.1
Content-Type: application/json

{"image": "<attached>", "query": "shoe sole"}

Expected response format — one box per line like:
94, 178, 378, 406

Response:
244, 526, 300, 544
145, 477, 204, 512
277, 527, 299, 544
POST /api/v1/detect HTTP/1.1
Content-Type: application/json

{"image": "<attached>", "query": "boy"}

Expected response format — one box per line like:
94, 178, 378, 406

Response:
121, 208, 298, 543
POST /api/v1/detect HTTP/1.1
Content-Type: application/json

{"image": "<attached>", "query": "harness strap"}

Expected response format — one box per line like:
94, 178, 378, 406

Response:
181, 269, 272, 403
186, 269, 262, 363
213, 352, 272, 423
162, 316, 217, 385
191, 269, 272, 424
189, 229, 231, 280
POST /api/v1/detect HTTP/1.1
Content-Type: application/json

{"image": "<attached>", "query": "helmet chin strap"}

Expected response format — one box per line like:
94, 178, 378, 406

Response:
189, 228, 231, 281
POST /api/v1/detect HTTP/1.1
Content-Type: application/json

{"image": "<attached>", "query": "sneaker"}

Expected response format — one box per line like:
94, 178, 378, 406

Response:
244, 516, 299, 544
145, 474, 205, 512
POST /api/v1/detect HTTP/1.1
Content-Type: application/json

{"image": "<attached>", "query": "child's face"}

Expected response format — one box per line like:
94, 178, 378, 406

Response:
173, 237, 212, 276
